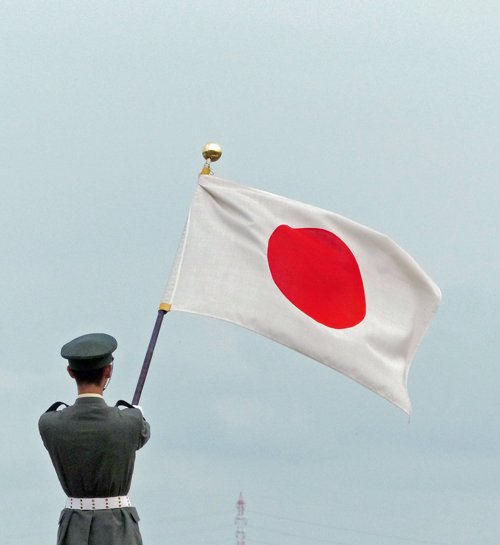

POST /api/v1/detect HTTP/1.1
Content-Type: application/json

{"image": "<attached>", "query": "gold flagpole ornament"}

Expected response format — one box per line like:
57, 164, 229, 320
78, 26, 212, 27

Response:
201, 142, 222, 174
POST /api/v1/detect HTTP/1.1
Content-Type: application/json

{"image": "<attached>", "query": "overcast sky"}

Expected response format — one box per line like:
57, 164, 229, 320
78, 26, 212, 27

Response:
1, 2, 499, 544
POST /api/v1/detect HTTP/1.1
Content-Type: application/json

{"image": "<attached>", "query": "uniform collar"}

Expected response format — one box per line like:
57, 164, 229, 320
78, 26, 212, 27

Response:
74, 395, 107, 406
77, 393, 104, 399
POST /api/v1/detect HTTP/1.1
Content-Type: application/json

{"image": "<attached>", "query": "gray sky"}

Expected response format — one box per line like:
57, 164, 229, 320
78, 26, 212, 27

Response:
1, 1, 499, 544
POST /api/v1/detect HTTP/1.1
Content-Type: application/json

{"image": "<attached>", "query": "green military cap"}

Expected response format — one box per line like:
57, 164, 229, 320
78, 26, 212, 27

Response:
61, 333, 117, 371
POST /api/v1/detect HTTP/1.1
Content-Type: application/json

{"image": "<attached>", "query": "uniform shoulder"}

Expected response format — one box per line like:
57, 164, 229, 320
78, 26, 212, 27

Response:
114, 399, 135, 409
39, 401, 69, 423
113, 400, 150, 449
45, 401, 70, 412
113, 400, 146, 422
38, 402, 69, 436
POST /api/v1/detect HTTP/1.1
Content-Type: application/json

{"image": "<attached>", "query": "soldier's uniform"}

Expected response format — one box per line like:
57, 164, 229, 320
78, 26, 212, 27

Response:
39, 333, 150, 545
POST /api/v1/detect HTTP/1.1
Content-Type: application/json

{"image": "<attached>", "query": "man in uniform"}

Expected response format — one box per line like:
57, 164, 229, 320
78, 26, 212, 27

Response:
39, 333, 151, 545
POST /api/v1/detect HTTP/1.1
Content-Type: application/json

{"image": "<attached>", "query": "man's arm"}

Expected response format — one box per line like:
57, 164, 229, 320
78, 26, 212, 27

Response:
137, 414, 150, 449
116, 401, 151, 449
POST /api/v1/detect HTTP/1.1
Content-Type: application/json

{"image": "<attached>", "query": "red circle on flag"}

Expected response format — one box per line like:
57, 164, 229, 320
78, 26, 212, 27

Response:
267, 225, 366, 329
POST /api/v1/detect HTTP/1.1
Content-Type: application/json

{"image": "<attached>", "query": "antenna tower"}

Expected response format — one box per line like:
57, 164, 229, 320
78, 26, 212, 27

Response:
235, 493, 247, 545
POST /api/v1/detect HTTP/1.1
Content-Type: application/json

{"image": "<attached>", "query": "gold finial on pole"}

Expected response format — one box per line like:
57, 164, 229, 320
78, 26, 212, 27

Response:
201, 142, 222, 175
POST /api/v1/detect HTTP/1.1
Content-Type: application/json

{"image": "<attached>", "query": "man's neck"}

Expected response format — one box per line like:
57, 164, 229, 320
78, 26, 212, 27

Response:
77, 385, 105, 396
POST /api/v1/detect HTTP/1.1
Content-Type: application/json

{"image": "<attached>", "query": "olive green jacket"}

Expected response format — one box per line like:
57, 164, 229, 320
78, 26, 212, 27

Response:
39, 396, 150, 545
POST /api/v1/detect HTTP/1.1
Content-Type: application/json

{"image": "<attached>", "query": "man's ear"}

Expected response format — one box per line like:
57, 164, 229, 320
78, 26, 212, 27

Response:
67, 366, 75, 379
104, 364, 113, 379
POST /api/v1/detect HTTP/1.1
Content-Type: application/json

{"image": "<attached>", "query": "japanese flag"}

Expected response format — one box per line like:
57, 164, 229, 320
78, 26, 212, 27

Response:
162, 175, 441, 413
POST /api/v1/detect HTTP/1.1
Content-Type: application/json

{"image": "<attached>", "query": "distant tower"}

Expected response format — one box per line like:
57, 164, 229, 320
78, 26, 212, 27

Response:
235, 493, 247, 545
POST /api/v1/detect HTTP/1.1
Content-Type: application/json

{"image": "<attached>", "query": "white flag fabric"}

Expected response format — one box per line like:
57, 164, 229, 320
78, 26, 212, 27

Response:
162, 175, 441, 413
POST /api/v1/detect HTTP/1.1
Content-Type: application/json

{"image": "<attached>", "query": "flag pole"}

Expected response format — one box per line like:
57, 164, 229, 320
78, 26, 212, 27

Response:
132, 305, 169, 405
131, 142, 223, 405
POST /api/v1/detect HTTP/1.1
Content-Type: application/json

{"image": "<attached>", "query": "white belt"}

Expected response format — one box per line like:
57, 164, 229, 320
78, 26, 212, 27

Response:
66, 496, 132, 510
